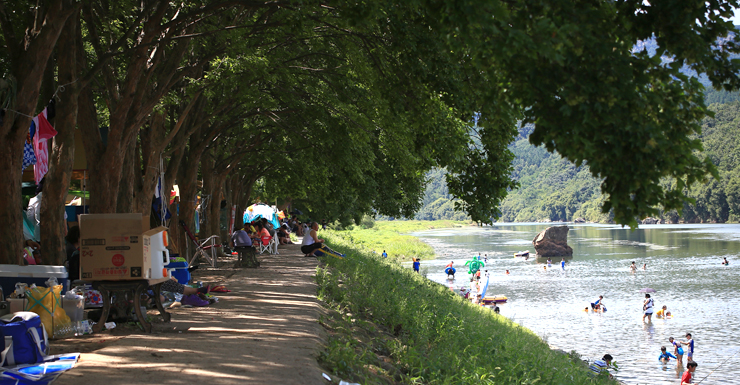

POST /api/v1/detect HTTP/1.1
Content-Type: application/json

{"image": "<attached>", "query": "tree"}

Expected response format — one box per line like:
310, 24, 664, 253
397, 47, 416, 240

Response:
0, 0, 80, 264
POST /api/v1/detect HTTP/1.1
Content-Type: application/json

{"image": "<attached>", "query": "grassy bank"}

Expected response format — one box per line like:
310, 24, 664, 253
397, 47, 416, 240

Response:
316, 230, 617, 385
334, 220, 470, 262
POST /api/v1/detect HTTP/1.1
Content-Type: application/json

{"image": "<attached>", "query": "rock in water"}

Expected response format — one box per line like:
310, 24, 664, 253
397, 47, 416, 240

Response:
532, 226, 573, 257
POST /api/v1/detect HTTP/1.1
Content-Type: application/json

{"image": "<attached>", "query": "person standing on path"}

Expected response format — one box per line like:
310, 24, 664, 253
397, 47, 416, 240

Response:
643, 294, 654, 322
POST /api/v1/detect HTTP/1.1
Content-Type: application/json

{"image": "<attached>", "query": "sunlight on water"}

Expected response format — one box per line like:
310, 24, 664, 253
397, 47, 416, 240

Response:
412, 223, 740, 385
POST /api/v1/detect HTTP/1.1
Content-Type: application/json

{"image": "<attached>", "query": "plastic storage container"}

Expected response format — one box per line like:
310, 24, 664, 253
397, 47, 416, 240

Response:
0, 265, 68, 298
165, 256, 190, 285
62, 297, 84, 322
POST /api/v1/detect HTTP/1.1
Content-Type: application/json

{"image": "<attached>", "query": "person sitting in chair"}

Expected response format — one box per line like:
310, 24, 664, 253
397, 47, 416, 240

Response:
277, 224, 293, 244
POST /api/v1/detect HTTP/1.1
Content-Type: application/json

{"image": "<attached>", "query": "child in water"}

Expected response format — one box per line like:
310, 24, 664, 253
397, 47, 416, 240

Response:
505, 270, 510, 275
669, 337, 684, 364
658, 346, 677, 363
681, 362, 698, 385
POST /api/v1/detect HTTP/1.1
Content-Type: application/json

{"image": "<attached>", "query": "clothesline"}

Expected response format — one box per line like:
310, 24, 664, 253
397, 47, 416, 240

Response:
4, 78, 78, 118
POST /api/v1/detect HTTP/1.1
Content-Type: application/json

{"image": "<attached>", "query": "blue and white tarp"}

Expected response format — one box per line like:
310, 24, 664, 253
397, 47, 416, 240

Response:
0, 353, 80, 385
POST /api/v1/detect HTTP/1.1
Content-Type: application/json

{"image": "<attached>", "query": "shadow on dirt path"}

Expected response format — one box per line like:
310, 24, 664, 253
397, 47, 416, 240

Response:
53, 243, 328, 385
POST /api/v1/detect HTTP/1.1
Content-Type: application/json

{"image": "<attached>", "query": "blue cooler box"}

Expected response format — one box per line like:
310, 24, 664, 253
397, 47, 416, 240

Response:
164, 257, 190, 285
0, 265, 69, 297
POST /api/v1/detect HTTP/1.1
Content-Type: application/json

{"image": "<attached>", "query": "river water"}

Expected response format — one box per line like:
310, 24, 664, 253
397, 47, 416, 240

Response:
411, 223, 740, 385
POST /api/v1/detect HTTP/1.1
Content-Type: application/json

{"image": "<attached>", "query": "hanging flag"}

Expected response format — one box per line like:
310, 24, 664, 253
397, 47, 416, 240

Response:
22, 121, 37, 171
32, 107, 58, 183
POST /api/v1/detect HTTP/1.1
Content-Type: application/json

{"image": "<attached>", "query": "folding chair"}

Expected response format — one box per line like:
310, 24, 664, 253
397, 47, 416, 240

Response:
257, 235, 272, 254
179, 220, 220, 267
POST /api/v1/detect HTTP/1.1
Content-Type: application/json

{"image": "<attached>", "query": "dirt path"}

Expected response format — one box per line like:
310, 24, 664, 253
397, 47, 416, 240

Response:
53, 243, 328, 385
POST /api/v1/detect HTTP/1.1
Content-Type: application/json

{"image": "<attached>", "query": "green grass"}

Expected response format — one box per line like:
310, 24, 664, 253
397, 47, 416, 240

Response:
316, 229, 618, 385
334, 220, 470, 262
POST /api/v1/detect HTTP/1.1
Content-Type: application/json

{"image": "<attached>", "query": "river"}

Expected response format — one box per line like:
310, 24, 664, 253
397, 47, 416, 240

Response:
411, 223, 740, 385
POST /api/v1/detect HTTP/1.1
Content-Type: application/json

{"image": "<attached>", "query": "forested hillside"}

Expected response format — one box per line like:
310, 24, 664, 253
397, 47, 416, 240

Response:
413, 169, 470, 221
418, 102, 740, 223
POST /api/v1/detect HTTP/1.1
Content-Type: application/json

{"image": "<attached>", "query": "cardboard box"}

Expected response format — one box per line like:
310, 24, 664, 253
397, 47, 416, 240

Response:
79, 214, 168, 281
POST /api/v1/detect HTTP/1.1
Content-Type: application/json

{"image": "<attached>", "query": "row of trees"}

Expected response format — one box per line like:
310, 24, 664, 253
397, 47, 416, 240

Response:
2, 0, 740, 264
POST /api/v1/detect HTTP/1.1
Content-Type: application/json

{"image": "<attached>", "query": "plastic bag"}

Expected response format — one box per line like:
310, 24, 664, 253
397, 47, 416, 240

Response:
24, 285, 72, 339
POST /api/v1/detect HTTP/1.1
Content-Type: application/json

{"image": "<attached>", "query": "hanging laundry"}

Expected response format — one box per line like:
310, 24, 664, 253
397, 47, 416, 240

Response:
21, 121, 37, 170
32, 107, 58, 183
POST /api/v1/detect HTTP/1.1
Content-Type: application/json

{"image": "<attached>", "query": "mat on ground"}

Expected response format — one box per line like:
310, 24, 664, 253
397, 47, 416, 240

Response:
0, 353, 79, 385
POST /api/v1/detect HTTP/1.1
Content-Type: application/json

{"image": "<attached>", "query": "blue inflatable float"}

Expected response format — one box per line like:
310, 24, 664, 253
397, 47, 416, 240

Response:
445, 267, 456, 275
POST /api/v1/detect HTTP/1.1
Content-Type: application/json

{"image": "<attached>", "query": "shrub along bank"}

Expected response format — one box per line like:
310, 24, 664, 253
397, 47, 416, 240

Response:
333, 220, 469, 262
317, 230, 618, 384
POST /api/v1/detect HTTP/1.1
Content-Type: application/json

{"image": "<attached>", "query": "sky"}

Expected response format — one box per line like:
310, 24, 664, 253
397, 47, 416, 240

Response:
733, 8, 740, 25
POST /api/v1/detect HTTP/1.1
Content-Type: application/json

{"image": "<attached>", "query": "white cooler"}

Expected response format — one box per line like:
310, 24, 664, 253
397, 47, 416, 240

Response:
0, 265, 69, 298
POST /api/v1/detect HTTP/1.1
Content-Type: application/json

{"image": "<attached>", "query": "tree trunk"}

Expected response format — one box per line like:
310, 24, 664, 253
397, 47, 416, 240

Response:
40, 13, 80, 265
175, 145, 202, 259
116, 134, 136, 213
0, 0, 78, 264
200, 154, 215, 239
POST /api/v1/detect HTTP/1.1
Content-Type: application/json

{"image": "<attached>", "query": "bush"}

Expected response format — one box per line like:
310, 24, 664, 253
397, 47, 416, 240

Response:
360, 214, 375, 229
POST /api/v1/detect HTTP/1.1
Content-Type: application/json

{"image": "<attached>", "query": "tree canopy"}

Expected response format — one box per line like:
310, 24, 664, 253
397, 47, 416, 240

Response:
1, 0, 740, 263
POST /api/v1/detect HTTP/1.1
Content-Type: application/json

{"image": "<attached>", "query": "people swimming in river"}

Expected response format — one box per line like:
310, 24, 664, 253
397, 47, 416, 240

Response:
681, 362, 698, 385
547, 257, 552, 268
659, 346, 677, 363
591, 295, 604, 311
643, 263, 647, 270
630, 261, 637, 273
505, 269, 510, 275
722, 257, 729, 265
669, 337, 685, 364
589, 354, 614, 378
681, 333, 695, 362
484, 254, 488, 263
445, 261, 456, 278
643, 294, 654, 322
656, 305, 671, 318
561, 258, 566, 270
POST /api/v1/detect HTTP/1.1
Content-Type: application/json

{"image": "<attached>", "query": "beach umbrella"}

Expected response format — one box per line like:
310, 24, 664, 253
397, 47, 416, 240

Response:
243, 204, 280, 229
639, 288, 656, 293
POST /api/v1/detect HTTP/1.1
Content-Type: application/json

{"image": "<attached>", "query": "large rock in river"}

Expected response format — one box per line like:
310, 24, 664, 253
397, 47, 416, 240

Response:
532, 226, 573, 257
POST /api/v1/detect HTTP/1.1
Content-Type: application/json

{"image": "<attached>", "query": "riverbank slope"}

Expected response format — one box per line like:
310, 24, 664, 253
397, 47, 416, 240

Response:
318, 229, 619, 384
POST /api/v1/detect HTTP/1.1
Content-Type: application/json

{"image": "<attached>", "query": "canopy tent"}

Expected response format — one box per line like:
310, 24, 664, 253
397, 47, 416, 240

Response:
243, 204, 280, 230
